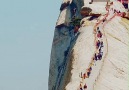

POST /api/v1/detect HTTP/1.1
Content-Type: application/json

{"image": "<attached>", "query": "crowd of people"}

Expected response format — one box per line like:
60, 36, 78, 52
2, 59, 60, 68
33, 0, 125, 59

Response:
94, 27, 104, 61
77, 2, 112, 89
78, 25, 104, 90
77, 1, 127, 90
78, 24, 104, 90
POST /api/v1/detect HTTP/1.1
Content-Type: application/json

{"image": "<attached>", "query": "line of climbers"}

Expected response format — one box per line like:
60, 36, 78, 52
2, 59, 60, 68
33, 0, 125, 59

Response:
77, 3, 114, 89
94, 27, 104, 61
78, 25, 104, 90
78, 20, 105, 90
78, 4, 117, 90
77, 1, 127, 89
77, 5, 111, 90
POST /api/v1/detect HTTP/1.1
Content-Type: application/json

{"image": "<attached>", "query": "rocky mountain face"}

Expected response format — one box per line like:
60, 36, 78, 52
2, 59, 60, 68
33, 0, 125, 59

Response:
49, 0, 129, 90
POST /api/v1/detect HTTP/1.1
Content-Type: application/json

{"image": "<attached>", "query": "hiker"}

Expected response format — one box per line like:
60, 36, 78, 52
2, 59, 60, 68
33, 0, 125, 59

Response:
100, 41, 104, 48
84, 83, 87, 90
96, 40, 100, 49
89, 67, 92, 71
87, 71, 91, 78
103, 19, 105, 22
99, 48, 103, 57
80, 86, 83, 90
118, 11, 121, 16
97, 27, 99, 31
94, 53, 98, 61
99, 48, 101, 53
88, 66, 92, 72
80, 84, 83, 90
93, 57, 96, 66
81, 72, 83, 78
83, 73, 86, 79
87, 68, 91, 78
97, 31, 102, 38
97, 53, 102, 60
114, 9, 116, 13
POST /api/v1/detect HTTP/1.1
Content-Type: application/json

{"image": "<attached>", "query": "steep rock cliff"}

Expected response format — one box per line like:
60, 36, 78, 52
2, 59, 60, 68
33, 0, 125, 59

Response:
49, 0, 129, 90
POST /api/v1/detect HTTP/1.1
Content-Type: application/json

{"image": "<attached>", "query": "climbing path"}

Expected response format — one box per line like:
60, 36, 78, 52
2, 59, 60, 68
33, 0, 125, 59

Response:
77, 2, 125, 90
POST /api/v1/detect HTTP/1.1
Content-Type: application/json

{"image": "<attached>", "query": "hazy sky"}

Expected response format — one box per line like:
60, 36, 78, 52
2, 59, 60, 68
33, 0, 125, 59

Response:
0, 0, 61, 90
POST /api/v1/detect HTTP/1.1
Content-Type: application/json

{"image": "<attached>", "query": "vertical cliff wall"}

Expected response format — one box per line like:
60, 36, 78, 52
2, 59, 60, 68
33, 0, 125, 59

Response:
49, 0, 84, 90
49, 0, 129, 90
